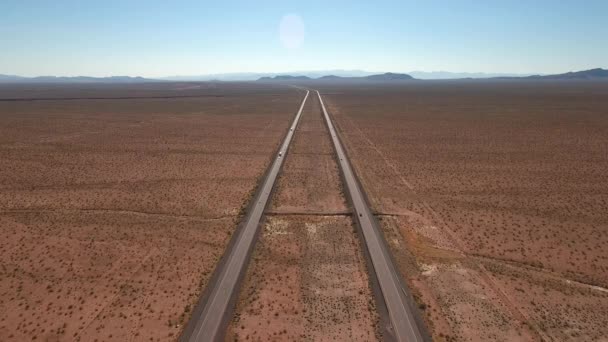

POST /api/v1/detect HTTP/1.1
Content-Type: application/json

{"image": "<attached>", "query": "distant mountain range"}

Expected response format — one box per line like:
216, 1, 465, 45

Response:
408, 71, 533, 79
493, 68, 608, 80
1, 68, 606, 83
365, 72, 414, 81
257, 75, 313, 81
161, 70, 377, 81
258, 72, 416, 82
257, 69, 608, 82
0, 75, 157, 83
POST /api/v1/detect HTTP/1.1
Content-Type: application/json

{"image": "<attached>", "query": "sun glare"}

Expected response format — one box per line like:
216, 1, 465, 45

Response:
279, 14, 305, 49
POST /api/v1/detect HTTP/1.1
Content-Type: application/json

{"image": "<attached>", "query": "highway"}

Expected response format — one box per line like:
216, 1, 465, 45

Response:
317, 90, 426, 342
180, 90, 309, 342
181, 88, 426, 342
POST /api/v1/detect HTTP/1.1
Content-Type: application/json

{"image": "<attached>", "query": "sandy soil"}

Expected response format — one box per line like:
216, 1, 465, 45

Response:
228, 91, 379, 341
0, 83, 302, 341
320, 82, 608, 341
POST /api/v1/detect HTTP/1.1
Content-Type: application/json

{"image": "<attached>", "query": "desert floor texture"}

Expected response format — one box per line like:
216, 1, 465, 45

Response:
319, 81, 608, 341
1, 81, 608, 341
0, 83, 301, 341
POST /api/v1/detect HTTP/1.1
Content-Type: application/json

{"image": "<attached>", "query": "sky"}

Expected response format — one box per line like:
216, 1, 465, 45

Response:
1, 0, 607, 77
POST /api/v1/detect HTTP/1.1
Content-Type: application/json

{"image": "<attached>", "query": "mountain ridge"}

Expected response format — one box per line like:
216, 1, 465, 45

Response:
0, 75, 159, 83
257, 72, 416, 82
161, 70, 377, 81
1, 68, 606, 83
257, 68, 608, 82
508, 68, 608, 80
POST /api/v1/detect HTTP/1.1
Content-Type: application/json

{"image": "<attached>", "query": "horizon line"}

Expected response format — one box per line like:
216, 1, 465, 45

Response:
1, 67, 607, 81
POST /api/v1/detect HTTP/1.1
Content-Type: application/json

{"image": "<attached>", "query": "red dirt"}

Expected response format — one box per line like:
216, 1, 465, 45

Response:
0, 83, 302, 341
320, 82, 608, 341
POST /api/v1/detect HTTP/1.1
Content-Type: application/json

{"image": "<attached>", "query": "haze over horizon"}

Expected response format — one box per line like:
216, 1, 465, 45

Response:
2, 0, 607, 78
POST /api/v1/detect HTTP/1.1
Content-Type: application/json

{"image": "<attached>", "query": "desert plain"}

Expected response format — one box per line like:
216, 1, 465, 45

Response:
1, 80, 607, 342
318, 81, 608, 341
0, 82, 302, 341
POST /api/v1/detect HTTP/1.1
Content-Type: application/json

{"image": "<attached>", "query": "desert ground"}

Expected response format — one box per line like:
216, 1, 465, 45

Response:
0, 83, 302, 341
2, 80, 608, 342
319, 81, 608, 341
228, 92, 379, 341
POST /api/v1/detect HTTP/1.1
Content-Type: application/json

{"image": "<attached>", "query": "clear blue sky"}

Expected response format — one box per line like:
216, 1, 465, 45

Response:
2, 0, 607, 77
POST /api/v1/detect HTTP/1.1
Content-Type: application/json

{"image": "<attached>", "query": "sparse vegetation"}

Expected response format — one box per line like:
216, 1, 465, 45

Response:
0, 82, 302, 341
324, 81, 608, 341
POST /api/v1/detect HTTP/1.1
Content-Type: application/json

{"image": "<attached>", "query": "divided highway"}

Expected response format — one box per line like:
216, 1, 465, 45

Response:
181, 88, 426, 342
317, 90, 426, 342
180, 90, 309, 342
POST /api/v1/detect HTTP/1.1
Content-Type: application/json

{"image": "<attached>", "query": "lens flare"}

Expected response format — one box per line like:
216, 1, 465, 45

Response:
279, 14, 305, 49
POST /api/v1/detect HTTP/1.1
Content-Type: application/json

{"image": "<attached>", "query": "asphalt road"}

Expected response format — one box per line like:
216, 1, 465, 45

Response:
316, 90, 426, 342
180, 90, 309, 342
